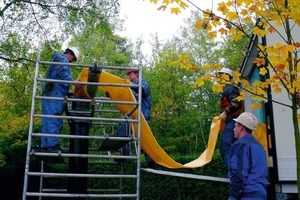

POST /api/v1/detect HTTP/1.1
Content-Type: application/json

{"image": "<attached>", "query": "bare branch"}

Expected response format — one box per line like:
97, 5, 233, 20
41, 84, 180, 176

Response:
0, 56, 35, 63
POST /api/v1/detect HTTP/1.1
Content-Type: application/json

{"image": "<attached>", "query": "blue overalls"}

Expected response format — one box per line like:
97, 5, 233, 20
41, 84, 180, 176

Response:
41, 53, 72, 148
220, 84, 244, 164
118, 79, 153, 165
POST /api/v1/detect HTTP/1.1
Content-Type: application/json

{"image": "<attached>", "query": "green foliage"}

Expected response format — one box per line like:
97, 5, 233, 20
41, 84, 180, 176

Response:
215, 35, 250, 71
23, 156, 228, 200
147, 62, 200, 154
145, 12, 221, 156
139, 154, 229, 199
0, 1, 251, 199
70, 20, 131, 67
0, 0, 120, 53
0, 34, 37, 171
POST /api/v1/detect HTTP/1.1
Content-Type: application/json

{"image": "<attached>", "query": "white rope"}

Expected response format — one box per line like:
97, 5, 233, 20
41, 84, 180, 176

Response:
141, 168, 229, 183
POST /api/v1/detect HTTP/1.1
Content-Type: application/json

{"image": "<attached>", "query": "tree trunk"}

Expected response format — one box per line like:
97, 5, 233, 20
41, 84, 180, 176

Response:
291, 103, 300, 200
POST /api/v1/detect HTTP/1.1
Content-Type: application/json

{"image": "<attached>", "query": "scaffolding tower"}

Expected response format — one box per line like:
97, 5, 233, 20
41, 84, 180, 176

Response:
22, 51, 144, 199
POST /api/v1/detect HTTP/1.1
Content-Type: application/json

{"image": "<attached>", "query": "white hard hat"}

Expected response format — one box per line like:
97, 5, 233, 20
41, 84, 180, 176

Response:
218, 68, 233, 78
67, 47, 79, 61
234, 112, 258, 131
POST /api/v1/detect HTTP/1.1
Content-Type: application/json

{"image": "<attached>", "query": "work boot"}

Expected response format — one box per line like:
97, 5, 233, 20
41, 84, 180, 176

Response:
113, 158, 126, 164
147, 161, 156, 169
32, 145, 47, 153
47, 144, 66, 153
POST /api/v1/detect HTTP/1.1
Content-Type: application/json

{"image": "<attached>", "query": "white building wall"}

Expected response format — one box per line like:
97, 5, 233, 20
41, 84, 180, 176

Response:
265, 20, 300, 185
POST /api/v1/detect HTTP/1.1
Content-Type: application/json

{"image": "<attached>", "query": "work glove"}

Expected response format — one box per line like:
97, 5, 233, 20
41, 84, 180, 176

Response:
220, 111, 227, 121
230, 101, 240, 108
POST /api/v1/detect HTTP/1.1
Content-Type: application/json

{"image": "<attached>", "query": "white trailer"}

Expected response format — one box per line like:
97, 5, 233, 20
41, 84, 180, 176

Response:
240, 20, 299, 200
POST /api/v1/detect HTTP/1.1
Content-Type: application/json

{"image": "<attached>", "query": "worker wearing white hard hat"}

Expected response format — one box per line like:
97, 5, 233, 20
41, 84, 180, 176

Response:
218, 67, 245, 166
228, 112, 268, 199
64, 47, 79, 62
217, 67, 233, 80
233, 112, 258, 131
40, 47, 81, 152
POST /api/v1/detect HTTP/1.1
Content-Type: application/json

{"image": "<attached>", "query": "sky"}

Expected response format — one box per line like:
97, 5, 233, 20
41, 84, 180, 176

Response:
118, 0, 192, 55
118, 0, 221, 56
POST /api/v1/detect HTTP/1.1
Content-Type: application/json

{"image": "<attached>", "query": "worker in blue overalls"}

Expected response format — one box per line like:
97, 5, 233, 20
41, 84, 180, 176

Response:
40, 47, 80, 152
217, 68, 244, 165
117, 69, 155, 168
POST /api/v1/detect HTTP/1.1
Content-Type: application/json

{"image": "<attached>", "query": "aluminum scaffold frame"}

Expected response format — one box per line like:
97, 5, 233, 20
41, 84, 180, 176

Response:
22, 49, 144, 199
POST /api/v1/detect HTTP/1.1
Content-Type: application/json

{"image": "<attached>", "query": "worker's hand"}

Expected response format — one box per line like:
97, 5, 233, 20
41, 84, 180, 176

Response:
231, 101, 240, 108
125, 79, 131, 84
73, 83, 83, 90
220, 111, 227, 121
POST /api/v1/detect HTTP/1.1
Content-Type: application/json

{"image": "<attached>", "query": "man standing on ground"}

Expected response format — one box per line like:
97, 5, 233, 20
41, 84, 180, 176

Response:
228, 112, 268, 200
217, 68, 244, 164
40, 47, 80, 152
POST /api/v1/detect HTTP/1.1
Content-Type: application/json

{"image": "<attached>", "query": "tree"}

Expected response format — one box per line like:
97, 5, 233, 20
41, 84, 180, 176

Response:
150, 0, 300, 198
147, 10, 248, 155
0, 1, 134, 198
0, 0, 120, 64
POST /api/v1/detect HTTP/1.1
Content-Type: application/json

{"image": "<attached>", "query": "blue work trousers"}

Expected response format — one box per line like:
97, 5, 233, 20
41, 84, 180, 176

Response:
220, 118, 236, 165
117, 122, 154, 164
117, 123, 132, 156
41, 98, 65, 148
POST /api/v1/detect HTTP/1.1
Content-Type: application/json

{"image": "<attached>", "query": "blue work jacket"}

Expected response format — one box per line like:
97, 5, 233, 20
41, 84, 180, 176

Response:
227, 134, 268, 200
132, 79, 151, 123
43, 53, 72, 97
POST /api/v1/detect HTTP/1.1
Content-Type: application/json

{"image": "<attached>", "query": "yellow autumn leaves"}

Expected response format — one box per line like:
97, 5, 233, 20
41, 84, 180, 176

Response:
151, 0, 188, 15
150, 0, 300, 109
